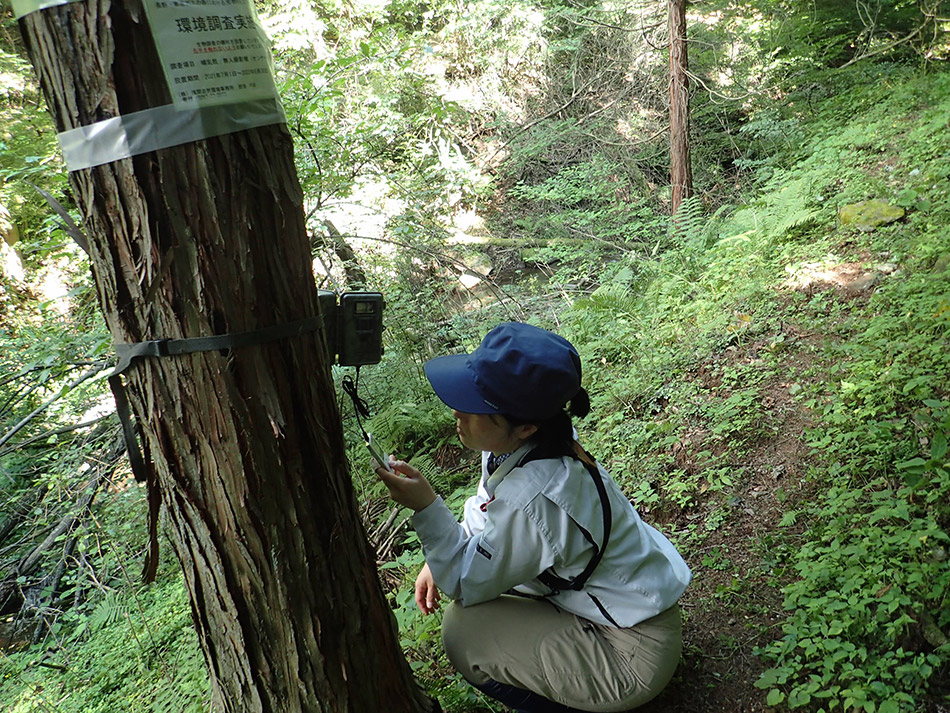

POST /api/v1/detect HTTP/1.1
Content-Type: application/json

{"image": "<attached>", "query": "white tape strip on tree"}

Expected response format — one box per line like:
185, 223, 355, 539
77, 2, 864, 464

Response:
11, 0, 81, 20
57, 98, 287, 171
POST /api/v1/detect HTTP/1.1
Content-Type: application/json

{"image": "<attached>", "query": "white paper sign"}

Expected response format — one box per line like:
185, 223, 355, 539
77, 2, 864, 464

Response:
143, 0, 281, 108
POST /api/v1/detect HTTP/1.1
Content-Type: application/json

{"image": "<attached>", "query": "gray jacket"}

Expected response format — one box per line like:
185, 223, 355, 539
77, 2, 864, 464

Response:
412, 442, 691, 627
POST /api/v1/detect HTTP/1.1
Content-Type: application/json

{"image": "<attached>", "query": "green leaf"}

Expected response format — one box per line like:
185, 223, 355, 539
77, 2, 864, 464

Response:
788, 689, 812, 708
70, 619, 88, 641
767, 689, 786, 706
756, 668, 783, 688
896, 457, 926, 471
931, 432, 947, 460
895, 188, 919, 207
899, 470, 922, 488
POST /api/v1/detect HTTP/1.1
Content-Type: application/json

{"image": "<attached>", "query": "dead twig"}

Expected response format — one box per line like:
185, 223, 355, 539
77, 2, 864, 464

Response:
0, 415, 114, 458
0, 362, 110, 451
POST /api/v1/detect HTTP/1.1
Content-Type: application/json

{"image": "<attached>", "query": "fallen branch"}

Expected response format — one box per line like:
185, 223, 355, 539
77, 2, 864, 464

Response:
335, 232, 528, 319
0, 470, 106, 615
0, 483, 49, 550
32, 531, 79, 643
484, 75, 601, 167
312, 219, 368, 290
0, 414, 114, 458
838, 18, 931, 69
0, 362, 109, 451
23, 180, 89, 255
37, 661, 68, 672
16, 476, 100, 577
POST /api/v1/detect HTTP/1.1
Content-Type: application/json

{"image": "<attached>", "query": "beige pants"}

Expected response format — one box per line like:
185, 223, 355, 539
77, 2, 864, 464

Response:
442, 595, 682, 712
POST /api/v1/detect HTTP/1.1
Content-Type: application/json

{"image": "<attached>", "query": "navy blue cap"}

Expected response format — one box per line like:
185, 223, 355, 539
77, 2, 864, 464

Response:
423, 322, 582, 421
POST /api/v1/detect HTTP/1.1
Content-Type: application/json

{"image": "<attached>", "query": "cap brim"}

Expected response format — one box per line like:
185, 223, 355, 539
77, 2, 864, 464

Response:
423, 354, 498, 414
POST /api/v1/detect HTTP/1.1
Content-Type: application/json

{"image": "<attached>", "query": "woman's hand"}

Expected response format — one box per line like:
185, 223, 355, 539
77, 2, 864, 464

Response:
374, 459, 437, 513
414, 563, 441, 615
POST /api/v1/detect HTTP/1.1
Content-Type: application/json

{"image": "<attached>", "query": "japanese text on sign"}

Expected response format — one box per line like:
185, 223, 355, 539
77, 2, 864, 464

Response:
144, 0, 281, 108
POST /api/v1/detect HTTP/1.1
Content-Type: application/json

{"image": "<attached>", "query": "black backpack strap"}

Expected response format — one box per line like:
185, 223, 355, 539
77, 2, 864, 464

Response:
517, 444, 612, 594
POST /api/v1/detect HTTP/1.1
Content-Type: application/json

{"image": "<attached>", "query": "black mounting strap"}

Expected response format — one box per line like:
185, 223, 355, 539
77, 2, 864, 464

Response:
112, 316, 325, 375
109, 315, 324, 483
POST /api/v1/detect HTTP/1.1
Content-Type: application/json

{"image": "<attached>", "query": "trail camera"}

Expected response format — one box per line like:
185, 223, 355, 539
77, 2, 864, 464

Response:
317, 290, 385, 366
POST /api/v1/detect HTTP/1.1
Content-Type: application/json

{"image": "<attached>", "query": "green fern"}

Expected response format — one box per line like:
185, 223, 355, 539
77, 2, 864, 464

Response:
670, 194, 707, 249
366, 398, 454, 457
767, 176, 822, 238
584, 280, 638, 318
88, 591, 129, 632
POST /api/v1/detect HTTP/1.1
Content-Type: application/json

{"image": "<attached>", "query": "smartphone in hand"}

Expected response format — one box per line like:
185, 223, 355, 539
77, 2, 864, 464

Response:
366, 434, 392, 472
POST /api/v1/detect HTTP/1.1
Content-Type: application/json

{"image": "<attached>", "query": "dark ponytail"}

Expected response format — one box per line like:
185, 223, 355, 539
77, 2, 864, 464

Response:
503, 387, 592, 460
568, 387, 591, 420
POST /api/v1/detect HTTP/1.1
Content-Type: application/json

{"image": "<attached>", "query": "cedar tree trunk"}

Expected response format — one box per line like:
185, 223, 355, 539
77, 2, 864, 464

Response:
18, 3, 430, 712
669, 0, 693, 214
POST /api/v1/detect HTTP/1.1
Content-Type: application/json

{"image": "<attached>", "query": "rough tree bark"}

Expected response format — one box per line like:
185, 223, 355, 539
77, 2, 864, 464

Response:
18, 3, 432, 712
668, 0, 693, 214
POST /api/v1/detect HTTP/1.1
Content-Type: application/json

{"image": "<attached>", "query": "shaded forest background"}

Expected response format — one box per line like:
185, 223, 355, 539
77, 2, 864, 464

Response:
1, 1, 949, 711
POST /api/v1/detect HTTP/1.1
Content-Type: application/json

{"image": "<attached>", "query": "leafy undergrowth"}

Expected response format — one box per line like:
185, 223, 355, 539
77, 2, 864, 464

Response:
388, 64, 950, 712
0, 572, 209, 713
565, 66, 950, 713
2, 55, 948, 713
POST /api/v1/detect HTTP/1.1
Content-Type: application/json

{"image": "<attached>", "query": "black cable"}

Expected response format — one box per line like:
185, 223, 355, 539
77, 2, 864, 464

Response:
341, 367, 372, 442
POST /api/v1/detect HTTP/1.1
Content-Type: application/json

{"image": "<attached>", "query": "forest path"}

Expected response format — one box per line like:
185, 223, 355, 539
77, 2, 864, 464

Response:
643, 264, 882, 713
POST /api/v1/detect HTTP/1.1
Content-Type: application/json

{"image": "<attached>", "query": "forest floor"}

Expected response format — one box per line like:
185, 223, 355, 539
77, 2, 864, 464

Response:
631, 262, 886, 713
398, 257, 891, 713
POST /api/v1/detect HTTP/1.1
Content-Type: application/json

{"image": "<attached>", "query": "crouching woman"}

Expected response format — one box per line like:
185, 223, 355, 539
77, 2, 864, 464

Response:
375, 322, 691, 712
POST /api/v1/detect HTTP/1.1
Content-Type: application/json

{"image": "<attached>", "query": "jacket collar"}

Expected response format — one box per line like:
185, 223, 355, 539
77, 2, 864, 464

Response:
484, 441, 536, 495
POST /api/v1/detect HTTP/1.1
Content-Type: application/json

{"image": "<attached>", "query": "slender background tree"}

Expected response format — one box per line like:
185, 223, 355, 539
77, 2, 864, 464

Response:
668, 0, 693, 214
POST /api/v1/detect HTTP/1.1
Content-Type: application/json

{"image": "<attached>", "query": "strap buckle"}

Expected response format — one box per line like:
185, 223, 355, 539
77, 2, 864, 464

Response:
113, 338, 171, 375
